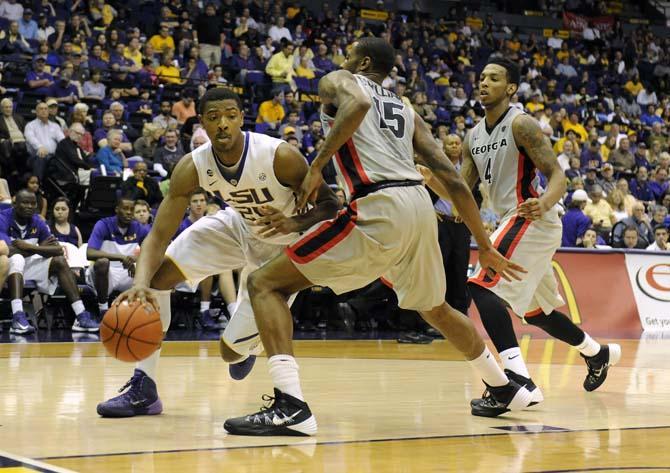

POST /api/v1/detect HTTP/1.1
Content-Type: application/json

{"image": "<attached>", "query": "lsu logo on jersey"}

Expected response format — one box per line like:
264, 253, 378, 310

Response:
214, 187, 276, 221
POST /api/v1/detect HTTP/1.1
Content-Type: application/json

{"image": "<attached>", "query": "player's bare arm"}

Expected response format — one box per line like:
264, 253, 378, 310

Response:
257, 143, 341, 238
114, 155, 199, 309
512, 114, 567, 220
297, 70, 372, 208
413, 113, 525, 281
416, 132, 478, 202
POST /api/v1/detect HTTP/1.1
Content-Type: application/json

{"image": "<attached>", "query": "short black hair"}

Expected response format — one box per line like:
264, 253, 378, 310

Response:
355, 37, 395, 76
654, 224, 668, 234
486, 58, 520, 86
117, 194, 135, 207
198, 87, 243, 115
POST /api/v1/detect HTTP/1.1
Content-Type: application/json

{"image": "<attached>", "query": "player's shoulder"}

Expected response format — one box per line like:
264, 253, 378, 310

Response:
247, 131, 284, 147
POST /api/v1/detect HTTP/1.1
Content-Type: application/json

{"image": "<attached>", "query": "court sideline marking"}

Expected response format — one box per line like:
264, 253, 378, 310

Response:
0, 449, 76, 473
38, 424, 670, 461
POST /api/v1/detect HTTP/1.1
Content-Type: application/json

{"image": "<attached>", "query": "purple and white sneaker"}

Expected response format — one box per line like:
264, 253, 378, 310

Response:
10, 311, 34, 334
97, 369, 163, 418
72, 311, 100, 332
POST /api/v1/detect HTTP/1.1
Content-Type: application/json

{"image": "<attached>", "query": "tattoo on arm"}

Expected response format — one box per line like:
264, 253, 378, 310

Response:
513, 115, 560, 178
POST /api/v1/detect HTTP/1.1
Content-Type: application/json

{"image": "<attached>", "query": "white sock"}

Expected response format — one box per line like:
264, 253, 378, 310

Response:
98, 302, 109, 313
227, 302, 237, 317
137, 348, 160, 380
200, 301, 210, 312
268, 355, 305, 401
575, 333, 600, 357
469, 346, 509, 387
500, 347, 530, 378
136, 290, 172, 381
11, 299, 23, 314
71, 300, 85, 316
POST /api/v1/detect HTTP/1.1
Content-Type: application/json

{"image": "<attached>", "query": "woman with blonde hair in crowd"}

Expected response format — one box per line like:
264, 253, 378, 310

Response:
133, 123, 163, 162
616, 178, 638, 216
606, 189, 628, 222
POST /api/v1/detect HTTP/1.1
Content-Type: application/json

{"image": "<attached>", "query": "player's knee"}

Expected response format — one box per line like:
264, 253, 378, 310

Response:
50, 256, 68, 271
219, 338, 244, 363
525, 313, 547, 328
93, 258, 110, 275
246, 270, 266, 297
8, 254, 25, 275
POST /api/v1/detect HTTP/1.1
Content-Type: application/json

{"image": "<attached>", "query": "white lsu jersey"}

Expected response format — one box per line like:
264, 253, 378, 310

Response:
191, 131, 299, 245
321, 74, 422, 199
468, 107, 544, 220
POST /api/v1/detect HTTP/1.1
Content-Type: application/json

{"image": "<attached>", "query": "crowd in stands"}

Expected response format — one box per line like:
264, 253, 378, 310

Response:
0, 0, 669, 333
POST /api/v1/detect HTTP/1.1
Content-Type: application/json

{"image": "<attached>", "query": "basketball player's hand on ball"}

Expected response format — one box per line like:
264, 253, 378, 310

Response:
114, 285, 160, 313
256, 205, 299, 237
297, 167, 324, 210
517, 198, 548, 220
478, 246, 527, 282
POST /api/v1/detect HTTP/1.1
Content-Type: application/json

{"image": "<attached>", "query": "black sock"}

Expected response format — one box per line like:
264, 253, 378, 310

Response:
468, 283, 519, 353
525, 310, 585, 346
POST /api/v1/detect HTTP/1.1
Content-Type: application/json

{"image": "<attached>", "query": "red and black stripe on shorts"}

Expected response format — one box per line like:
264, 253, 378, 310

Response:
469, 215, 531, 288
286, 202, 359, 264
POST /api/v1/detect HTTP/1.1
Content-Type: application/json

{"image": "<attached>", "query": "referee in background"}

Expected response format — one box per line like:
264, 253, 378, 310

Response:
419, 134, 473, 315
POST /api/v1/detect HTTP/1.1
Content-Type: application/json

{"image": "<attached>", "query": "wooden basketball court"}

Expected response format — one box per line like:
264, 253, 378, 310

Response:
1, 336, 668, 472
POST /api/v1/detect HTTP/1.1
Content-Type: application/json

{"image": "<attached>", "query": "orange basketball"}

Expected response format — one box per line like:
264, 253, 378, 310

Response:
100, 301, 163, 362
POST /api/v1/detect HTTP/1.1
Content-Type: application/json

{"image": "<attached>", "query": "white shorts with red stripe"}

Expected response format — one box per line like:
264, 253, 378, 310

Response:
468, 210, 565, 317
287, 184, 446, 312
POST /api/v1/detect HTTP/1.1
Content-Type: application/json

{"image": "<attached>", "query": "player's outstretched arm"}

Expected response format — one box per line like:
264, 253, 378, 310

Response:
297, 70, 371, 208
412, 114, 525, 281
132, 155, 199, 288
256, 143, 340, 238
513, 114, 566, 220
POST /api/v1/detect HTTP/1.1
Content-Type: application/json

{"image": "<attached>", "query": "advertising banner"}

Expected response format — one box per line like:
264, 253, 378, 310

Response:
469, 249, 642, 338
624, 253, 670, 331
562, 11, 615, 33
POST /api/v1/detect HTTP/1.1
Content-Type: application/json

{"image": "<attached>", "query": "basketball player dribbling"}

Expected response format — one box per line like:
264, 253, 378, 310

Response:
223, 38, 534, 437
423, 58, 620, 405
97, 88, 340, 418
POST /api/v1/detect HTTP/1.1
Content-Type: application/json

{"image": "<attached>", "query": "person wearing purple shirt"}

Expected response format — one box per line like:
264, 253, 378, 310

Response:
88, 44, 109, 72
49, 73, 80, 104
85, 197, 150, 315
312, 44, 335, 74
630, 166, 654, 202
649, 168, 669, 202
301, 120, 323, 154
231, 44, 260, 81
561, 190, 592, 247
580, 140, 602, 170
26, 58, 54, 95
0, 190, 97, 334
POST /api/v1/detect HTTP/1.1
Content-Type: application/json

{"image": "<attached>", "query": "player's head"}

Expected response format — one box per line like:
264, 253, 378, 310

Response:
341, 37, 395, 79
14, 189, 37, 220
479, 58, 520, 109
116, 195, 136, 226
189, 187, 207, 217
198, 87, 244, 153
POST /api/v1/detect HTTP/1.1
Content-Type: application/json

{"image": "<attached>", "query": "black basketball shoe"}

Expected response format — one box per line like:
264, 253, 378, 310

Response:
582, 343, 621, 392
504, 369, 544, 406
470, 379, 532, 417
224, 388, 318, 436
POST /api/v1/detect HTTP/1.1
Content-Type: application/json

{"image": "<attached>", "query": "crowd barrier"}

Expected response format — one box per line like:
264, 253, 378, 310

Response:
468, 248, 670, 336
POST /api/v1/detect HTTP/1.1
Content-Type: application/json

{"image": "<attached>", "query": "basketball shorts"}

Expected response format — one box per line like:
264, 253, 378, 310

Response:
165, 208, 292, 357
287, 184, 446, 312
85, 263, 134, 296
23, 255, 58, 295
468, 211, 565, 317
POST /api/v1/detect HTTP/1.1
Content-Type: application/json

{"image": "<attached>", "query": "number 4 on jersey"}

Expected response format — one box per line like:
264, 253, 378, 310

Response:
484, 158, 493, 184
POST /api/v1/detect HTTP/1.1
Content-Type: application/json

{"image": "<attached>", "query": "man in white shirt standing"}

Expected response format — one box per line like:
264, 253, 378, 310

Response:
547, 30, 563, 49
23, 101, 64, 179
647, 225, 668, 251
